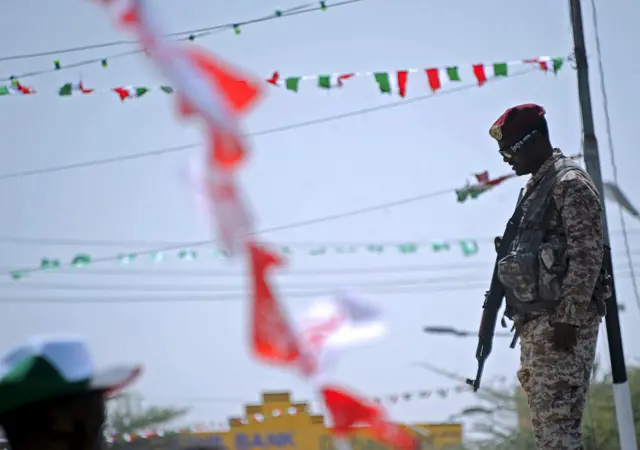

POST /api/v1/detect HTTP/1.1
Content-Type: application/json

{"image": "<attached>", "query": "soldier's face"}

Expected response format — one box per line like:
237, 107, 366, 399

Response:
499, 132, 538, 175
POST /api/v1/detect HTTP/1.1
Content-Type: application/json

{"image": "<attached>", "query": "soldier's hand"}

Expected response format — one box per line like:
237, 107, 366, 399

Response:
494, 236, 502, 253
552, 322, 578, 351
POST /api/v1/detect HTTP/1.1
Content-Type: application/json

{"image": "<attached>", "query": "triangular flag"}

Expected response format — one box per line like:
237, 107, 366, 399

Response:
472, 64, 487, 86
336, 73, 354, 87
492, 62, 508, 77
446, 67, 460, 82
552, 57, 564, 73
59, 83, 73, 96
321, 386, 417, 450
396, 70, 408, 97
113, 87, 131, 101
285, 77, 301, 92
267, 71, 280, 85
475, 171, 490, 183
248, 242, 301, 366
318, 75, 331, 89
425, 68, 441, 92
374, 72, 391, 94
295, 291, 386, 376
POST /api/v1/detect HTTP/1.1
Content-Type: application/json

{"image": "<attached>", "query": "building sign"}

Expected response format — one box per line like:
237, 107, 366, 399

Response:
107, 391, 463, 450
235, 432, 295, 449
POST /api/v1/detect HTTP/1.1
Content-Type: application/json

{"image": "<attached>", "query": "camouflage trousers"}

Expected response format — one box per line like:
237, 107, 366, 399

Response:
517, 313, 600, 450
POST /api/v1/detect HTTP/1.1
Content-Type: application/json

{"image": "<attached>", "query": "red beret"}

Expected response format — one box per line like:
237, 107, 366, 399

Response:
489, 103, 546, 142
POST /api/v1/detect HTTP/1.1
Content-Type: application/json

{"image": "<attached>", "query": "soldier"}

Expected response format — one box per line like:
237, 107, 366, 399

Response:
0, 335, 141, 450
489, 104, 609, 449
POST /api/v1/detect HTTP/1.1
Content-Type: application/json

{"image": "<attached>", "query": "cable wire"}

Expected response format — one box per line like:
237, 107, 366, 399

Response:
0, 271, 635, 302
1, 271, 635, 293
0, 285, 504, 303
589, 0, 640, 314
0, 0, 363, 80
0, 231, 638, 248
0, 259, 636, 278
1, 186, 455, 277
0, 3, 315, 61
0, 68, 540, 181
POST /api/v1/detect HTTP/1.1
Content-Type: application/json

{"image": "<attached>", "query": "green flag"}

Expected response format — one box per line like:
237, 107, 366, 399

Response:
0, 86, 11, 96
431, 242, 450, 252
318, 75, 331, 89
397, 243, 418, 253
446, 67, 460, 81
135, 87, 149, 97
374, 72, 391, 93
59, 83, 73, 96
552, 57, 563, 73
285, 77, 301, 92
160, 86, 174, 94
493, 62, 508, 77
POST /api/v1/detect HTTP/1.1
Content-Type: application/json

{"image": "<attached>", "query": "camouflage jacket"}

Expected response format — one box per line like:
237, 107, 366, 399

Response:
521, 150, 604, 325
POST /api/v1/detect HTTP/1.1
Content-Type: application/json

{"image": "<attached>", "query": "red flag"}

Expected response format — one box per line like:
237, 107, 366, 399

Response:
397, 70, 408, 98
321, 386, 417, 450
248, 242, 300, 365
425, 68, 440, 92
523, 57, 548, 71
337, 73, 355, 87
472, 64, 487, 86
474, 171, 489, 184
267, 71, 280, 85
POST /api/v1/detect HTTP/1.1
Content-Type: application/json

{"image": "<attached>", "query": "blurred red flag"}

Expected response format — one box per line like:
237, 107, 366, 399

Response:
321, 386, 417, 450
248, 242, 300, 365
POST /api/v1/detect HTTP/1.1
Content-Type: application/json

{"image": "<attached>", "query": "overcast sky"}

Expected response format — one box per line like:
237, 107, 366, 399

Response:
0, 0, 638, 435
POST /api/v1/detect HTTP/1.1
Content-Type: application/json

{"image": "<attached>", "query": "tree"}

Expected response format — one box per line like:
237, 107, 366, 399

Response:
459, 365, 640, 449
106, 392, 190, 435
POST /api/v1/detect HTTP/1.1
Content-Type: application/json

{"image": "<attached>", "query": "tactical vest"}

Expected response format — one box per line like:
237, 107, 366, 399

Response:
497, 156, 608, 318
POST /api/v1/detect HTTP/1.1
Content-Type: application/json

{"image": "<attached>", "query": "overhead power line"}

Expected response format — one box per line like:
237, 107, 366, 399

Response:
0, 286, 486, 304
0, 258, 637, 279
589, 0, 640, 314
0, 274, 512, 292
0, 68, 539, 181
1, 269, 635, 292
0, 270, 636, 302
0, 262, 493, 277
0, 0, 363, 80
2, 186, 456, 278
0, 231, 638, 248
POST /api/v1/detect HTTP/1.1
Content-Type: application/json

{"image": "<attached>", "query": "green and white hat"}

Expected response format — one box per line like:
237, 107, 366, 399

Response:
0, 334, 142, 415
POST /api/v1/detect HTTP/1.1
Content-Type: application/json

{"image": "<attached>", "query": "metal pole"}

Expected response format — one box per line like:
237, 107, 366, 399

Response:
569, 0, 637, 447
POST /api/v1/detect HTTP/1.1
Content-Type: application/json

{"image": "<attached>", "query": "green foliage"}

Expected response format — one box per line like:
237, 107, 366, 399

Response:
106, 392, 189, 435
461, 366, 640, 450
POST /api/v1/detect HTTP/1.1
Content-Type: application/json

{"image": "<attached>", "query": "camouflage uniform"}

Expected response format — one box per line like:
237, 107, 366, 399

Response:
516, 150, 603, 449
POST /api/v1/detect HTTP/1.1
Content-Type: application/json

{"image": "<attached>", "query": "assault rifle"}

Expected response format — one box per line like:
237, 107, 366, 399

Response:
466, 190, 524, 392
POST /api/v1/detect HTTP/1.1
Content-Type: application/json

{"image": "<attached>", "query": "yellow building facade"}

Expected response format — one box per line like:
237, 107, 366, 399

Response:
151, 391, 463, 450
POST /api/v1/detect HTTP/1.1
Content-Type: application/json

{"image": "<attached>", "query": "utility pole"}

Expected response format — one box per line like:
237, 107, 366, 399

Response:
569, 0, 637, 448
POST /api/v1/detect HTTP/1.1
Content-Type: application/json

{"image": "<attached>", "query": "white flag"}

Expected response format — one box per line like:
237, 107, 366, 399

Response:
295, 290, 386, 378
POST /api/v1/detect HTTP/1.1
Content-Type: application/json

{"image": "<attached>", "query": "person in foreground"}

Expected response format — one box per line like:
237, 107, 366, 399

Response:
0, 335, 141, 450
490, 104, 610, 449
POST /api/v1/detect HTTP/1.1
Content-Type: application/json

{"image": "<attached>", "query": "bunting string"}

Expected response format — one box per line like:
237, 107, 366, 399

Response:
1, 56, 565, 100
455, 153, 583, 202
9, 240, 481, 280
0, 0, 359, 82
105, 384, 473, 443
6, 154, 588, 281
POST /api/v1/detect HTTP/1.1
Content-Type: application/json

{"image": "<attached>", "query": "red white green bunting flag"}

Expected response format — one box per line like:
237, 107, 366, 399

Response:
1, 56, 564, 100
